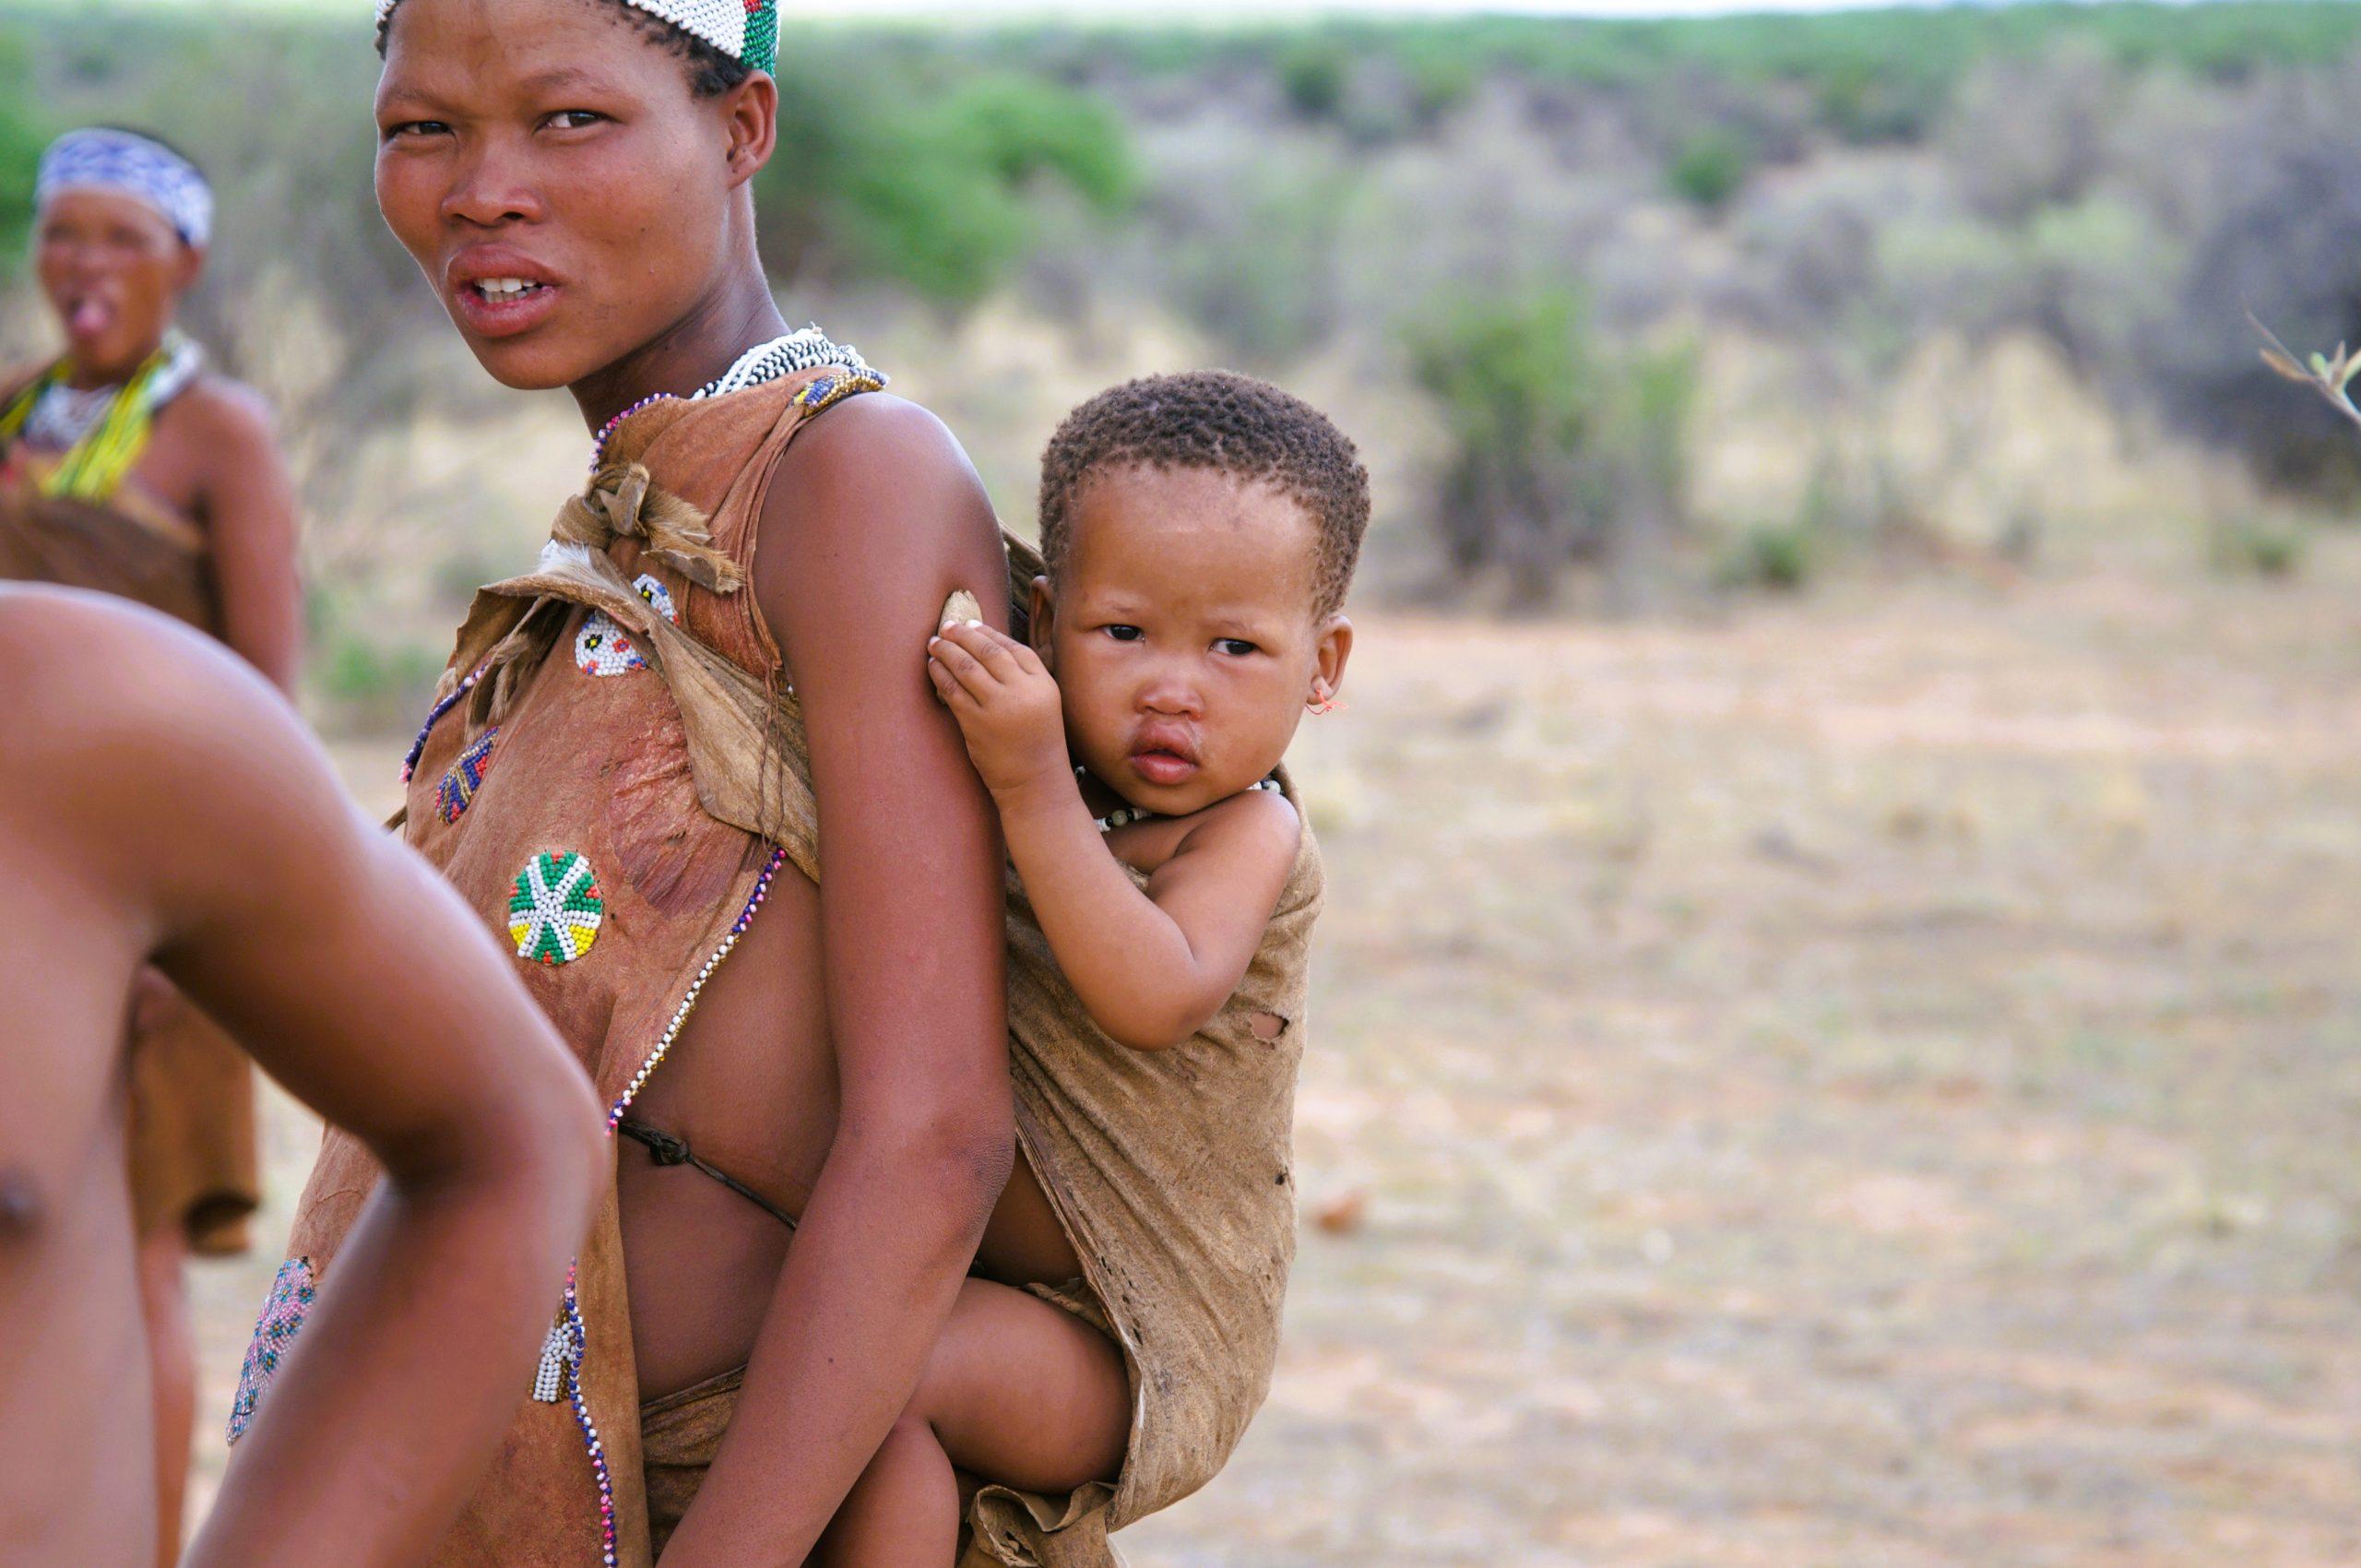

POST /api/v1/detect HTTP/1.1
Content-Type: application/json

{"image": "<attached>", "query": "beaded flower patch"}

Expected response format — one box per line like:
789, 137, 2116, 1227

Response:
573, 575, 681, 678
574, 612, 645, 678
509, 851, 605, 966
435, 727, 500, 825
227, 1257, 316, 1444
633, 572, 677, 624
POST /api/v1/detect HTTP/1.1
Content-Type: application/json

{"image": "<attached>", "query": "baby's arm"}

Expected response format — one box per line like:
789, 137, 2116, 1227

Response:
929, 620, 1300, 1050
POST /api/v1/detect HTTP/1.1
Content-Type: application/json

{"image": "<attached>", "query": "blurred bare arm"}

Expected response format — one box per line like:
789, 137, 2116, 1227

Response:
30, 595, 602, 1568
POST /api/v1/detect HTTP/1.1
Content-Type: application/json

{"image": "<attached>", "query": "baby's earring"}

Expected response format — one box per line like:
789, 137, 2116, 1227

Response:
1307, 683, 1344, 717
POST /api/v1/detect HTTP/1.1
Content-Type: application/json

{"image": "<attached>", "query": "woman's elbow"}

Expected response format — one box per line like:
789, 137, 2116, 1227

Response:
865, 1094, 1015, 1217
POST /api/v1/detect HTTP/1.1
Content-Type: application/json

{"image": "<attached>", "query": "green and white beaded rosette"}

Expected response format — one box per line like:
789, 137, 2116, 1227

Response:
509, 852, 606, 967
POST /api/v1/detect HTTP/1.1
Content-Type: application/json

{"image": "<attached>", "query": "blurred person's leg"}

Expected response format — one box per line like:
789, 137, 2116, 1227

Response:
136, 1224, 195, 1567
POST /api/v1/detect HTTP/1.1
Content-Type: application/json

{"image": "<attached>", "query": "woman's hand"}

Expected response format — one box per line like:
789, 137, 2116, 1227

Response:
927, 619, 1072, 805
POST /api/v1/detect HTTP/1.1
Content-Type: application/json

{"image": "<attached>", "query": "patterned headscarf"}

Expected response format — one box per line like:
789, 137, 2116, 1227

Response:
35, 128, 214, 249
375, 0, 779, 76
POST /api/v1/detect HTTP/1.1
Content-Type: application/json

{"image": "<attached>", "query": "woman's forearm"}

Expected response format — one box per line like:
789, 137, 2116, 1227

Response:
655, 1117, 1007, 1566
189, 1128, 599, 1568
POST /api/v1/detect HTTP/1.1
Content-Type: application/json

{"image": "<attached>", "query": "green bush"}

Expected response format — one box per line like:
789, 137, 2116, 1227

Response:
1279, 41, 1351, 121
1667, 127, 1755, 210
0, 35, 48, 259
2209, 516, 2308, 578
1718, 522, 1816, 592
763, 61, 1136, 309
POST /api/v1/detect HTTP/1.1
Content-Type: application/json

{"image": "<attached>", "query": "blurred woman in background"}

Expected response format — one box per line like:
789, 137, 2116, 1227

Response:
0, 125, 301, 1565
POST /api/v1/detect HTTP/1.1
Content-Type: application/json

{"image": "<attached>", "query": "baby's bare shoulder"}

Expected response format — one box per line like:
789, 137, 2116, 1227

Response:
1169, 785, 1302, 875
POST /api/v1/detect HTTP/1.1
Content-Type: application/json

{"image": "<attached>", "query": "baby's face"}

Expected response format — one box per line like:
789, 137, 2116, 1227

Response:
1037, 464, 1350, 819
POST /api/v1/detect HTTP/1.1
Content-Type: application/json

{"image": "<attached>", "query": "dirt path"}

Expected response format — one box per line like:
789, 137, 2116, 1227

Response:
190, 549, 2361, 1565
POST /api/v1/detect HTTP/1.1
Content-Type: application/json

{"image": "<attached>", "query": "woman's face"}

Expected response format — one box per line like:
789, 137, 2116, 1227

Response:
35, 189, 197, 381
374, 0, 755, 391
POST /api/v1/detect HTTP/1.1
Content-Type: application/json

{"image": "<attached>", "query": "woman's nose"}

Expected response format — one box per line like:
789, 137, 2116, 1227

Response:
442, 143, 544, 228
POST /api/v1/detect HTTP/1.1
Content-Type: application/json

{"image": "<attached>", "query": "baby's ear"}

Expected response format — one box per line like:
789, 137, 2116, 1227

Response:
1027, 576, 1058, 666
1309, 613, 1354, 709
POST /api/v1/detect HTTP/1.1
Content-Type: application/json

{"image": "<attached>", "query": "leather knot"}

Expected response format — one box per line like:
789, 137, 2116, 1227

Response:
552, 462, 743, 594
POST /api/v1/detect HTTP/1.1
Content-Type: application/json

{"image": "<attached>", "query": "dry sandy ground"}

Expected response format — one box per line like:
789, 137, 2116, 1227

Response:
188, 545, 2361, 1566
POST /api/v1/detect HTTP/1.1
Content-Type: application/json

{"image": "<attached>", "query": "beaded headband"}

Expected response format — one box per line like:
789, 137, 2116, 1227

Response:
374, 0, 778, 77
36, 129, 213, 248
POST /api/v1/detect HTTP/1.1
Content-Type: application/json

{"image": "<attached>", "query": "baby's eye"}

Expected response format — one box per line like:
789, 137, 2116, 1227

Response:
1104, 624, 1144, 643
1214, 638, 1260, 658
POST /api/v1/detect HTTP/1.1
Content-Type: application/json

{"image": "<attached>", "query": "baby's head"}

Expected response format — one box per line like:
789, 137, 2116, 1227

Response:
1033, 370, 1368, 819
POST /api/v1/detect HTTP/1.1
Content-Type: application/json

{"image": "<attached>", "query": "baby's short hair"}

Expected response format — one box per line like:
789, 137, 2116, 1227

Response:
1038, 371, 1370, 619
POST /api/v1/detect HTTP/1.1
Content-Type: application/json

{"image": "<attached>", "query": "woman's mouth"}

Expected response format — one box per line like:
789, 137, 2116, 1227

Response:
449, 276, 560, 339
64, 298, 114, 339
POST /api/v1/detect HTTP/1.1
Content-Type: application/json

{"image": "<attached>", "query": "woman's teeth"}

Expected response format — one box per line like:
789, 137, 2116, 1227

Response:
473, 279, 543, 300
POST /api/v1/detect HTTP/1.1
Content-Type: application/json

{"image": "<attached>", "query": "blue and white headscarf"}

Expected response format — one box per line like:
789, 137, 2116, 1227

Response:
35, 129, 214, 249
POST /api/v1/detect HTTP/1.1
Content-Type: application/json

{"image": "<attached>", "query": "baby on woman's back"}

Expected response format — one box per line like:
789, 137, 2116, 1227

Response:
816, 370, 1367, 1565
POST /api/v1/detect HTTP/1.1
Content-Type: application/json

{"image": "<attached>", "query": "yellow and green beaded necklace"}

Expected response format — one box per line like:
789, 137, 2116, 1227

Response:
0, 334, 190, 503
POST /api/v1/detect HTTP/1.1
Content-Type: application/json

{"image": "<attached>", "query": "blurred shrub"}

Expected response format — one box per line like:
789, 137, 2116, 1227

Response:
2157, 59, 2361, 493
1667, 127, 1754, 211
1406, 291, 1696, 602
1718, 521, 1816, 592
1407, 288, 1607, 596
2208, 515, 2308, 578
765, 64, 1136, 309
0, 35, 42, 259
1279, 41, 1351, 122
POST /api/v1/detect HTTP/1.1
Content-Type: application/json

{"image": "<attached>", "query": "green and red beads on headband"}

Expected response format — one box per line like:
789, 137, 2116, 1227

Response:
373, 0, 779, 76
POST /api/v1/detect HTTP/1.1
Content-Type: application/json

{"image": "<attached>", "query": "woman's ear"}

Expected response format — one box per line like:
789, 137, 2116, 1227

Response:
172, 242, 207, 300
1308, 614, 1353, 712
1028, 576, 1058, 670
720, 72, 778, 187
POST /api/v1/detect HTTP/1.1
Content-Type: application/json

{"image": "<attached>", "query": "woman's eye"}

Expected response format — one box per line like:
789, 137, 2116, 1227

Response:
1215, 638, 1260, 658
543, 111, 607, 131
1104, 625, 1144, 643
383, 120, 450, 142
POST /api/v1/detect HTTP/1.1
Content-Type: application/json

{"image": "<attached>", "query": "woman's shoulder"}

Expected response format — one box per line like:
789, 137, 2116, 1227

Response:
171, 372, 276, 435
0, 358, 50, 407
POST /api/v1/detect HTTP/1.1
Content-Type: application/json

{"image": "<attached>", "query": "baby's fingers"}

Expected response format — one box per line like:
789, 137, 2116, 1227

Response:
927, 652, 982, 711
927, 634, 1000, 700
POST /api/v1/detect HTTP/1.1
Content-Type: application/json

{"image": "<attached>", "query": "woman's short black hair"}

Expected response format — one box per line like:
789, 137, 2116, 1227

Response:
376, 0, 752, 99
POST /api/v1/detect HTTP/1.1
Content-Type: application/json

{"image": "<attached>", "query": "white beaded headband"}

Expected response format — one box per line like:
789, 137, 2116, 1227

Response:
375, 0, 778, 76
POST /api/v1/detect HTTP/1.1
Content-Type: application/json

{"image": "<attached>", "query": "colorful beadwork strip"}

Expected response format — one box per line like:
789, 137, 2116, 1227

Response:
792, 368, 887, 419
508, 852, 605, 967
401, 659, 492, 784
607, 847, 786, 1128
227, 1257, 316, 1445
554, 1265, 622, 1568
435, 727, 500, 825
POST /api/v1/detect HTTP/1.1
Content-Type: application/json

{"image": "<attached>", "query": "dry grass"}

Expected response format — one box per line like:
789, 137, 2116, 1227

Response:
188, 540, 2361, 1566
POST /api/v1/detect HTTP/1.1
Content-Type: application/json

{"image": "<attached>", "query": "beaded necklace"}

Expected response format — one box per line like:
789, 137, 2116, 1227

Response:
1093, 775, 1282, 833
588, 327, 884, 469
0, 332, 203, 502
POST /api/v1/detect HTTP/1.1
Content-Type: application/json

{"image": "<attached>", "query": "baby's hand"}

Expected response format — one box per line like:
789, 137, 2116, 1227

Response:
927, 620, 1071, 802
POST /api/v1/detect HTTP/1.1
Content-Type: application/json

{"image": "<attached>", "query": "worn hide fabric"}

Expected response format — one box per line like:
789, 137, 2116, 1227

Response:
255, 372, 857, 1568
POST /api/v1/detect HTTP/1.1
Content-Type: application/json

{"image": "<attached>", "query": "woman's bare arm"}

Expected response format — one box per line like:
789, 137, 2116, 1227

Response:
16, 591, 603, 1568
189, 382, 302, 692
656, 397, 1014, 1566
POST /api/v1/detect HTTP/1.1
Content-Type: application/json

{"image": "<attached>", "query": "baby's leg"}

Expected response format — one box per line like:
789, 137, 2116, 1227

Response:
816, 1277, 1129, 1567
